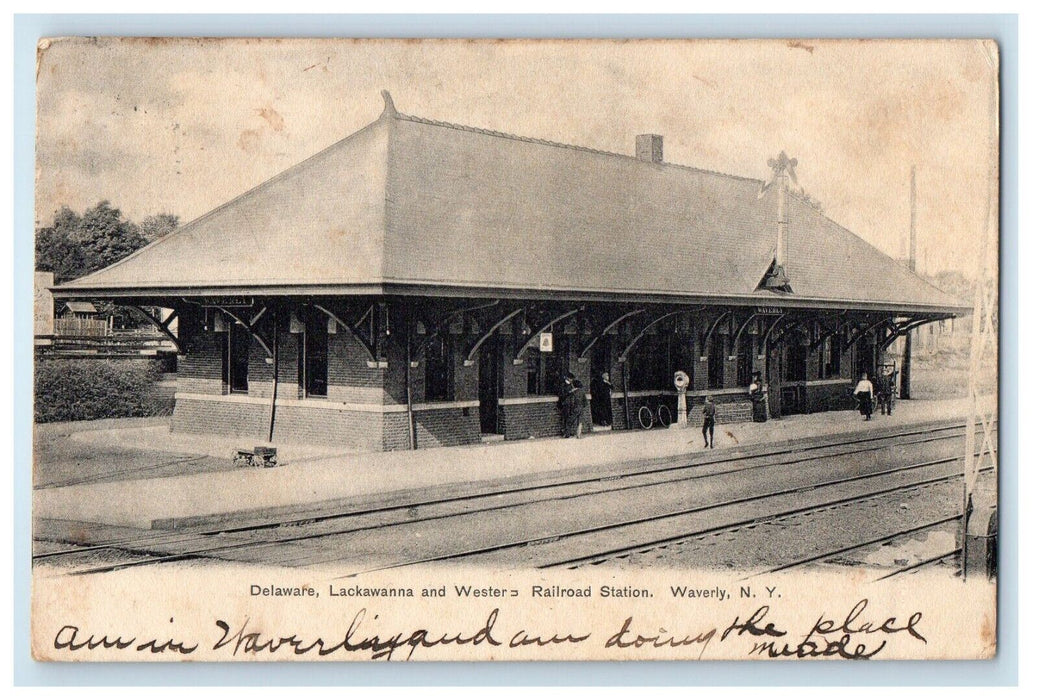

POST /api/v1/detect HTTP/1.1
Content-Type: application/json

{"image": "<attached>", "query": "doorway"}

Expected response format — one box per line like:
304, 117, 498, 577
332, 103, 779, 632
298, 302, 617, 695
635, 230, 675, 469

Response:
478, 333, 503, 434
780, 341, 807, 415
298, 310, 328, 398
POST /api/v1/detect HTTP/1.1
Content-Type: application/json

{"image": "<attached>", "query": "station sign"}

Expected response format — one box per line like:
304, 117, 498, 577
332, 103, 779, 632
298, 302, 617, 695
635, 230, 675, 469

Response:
199, 295, 254, 308
755, 306, 784, 315
539, 332, 554, 352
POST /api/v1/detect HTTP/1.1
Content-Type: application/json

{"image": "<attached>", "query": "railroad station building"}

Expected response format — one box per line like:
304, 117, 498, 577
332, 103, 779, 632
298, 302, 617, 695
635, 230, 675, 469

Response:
54, 93, 968, 452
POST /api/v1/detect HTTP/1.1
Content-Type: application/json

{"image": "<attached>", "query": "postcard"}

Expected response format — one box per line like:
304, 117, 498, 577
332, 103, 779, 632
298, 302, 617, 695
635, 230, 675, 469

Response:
31, 37, 999, 661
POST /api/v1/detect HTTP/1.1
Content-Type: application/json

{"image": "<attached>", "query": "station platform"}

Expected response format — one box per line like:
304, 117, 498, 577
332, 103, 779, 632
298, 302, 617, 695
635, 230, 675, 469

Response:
34, 397, 987, 531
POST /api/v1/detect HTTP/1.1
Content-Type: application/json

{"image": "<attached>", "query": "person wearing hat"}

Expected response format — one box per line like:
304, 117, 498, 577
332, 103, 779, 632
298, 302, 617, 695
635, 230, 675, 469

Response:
559, 372, 579, 438
591, 371, 614, 427
702, 395, 717, 448
749, 371, 768, 423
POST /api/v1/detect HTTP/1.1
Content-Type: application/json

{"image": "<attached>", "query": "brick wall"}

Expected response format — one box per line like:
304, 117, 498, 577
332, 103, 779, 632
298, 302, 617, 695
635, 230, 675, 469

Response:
686, 398, 754, 426
172, 397, 268, 439
247, 337, 275, 398
177, 326, 224, 395
384, 406, 483, 450
327, 330, 386, 404
500, 400, 591, 440
611, 391, 753, 428
805, 381, 856, 413
276, 329, 301, 400
271, 404, 384, 451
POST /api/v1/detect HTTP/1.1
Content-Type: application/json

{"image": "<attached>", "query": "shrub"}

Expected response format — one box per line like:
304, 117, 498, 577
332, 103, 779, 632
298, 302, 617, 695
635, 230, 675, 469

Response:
34, 358, 174, 423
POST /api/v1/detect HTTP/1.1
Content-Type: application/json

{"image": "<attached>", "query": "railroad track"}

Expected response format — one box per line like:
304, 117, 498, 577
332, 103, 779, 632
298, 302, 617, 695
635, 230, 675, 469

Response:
482, 457, 992, 573
34, 421, 993, 577
36, 421, 970, 565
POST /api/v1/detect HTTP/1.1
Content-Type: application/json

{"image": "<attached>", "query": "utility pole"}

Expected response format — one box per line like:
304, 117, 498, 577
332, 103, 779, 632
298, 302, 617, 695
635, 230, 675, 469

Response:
900, 165, 916, 399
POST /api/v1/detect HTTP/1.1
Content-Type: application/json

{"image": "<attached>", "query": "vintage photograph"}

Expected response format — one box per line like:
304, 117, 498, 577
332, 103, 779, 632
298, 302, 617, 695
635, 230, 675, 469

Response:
31, 38, 999, 661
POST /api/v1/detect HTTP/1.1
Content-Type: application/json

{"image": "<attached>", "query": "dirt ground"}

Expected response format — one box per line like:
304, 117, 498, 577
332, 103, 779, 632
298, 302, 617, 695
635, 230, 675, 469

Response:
33, 417, 233, 489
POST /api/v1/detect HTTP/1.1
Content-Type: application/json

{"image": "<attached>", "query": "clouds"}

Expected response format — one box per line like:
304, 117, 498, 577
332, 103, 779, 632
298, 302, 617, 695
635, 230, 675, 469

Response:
34, 38, 996, 275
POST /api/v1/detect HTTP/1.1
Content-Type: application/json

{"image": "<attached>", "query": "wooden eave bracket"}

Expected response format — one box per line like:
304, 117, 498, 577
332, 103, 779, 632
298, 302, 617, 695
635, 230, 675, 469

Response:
314, 303, 380, 366
219, 306, 274, 358
511, 307, 583, 365
411, 300, 501, 367
618, 309, 687, 364
577, 309, 646, 362
127, 305, 182, 353
463, 308, 524, 367
727, 313, 760, 360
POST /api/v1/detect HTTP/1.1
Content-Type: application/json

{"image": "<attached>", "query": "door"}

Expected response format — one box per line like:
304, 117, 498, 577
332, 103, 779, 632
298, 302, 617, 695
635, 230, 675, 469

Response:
298, 311, 328, 398
781, 342, 807, 414
478, 333, 502, 434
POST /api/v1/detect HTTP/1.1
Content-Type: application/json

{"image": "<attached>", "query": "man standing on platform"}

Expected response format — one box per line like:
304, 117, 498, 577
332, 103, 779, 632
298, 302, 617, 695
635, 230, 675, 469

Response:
702, 395, 717, 448
876, 367, 895, 415
559, 372, 578, 438
591, 371, 614, 428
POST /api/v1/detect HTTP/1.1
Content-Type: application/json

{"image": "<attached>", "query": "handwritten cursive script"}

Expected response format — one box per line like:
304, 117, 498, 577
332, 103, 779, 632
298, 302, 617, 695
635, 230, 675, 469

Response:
213, 607, 501, 660
747, 599, 927, 659
50, 599, 927, 661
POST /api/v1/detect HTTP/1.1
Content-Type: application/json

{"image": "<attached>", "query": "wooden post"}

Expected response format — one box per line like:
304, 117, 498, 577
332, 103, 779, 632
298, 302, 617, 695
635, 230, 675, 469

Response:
622, 361, 631, 431
267, 311, 278, 444
405, 320, 417, 450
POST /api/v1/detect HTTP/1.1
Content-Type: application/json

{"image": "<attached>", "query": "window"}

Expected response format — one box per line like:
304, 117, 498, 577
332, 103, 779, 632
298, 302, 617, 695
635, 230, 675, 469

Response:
526, 336, 570, 395
820, 336, 841, 378
628, 332, 681, 392
297, 310, 328, 398
736, 334, 754, 387
226, 321, 250, 394
425, 335, 455, 402
784, 343, 807, 382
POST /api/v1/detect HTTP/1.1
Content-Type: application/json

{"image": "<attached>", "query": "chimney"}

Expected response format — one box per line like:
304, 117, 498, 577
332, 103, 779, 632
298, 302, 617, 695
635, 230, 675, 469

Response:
636, 134, 663, 164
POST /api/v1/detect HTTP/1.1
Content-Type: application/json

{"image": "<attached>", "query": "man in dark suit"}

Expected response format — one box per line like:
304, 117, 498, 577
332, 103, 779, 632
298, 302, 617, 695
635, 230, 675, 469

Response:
591, 371, 614, 427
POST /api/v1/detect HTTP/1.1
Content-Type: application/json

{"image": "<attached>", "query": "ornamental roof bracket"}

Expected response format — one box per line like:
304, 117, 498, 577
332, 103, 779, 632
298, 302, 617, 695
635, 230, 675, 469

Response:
578, 308, 646, 361
412, 300, 501, 367
314, 303, 379, 367
618, 309, 687, 364
127, 305, 182, 353
463, 307, 525, 367
728, 312, 759, 359
512, 306, 584, 365
841, 316, 892, 353
878, 316, 947, 352
219, 306, 273, 358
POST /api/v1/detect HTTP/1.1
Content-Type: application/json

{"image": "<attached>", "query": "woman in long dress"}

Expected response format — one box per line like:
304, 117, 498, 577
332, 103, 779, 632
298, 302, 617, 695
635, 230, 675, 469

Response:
854, 373, 875, 421
749, 373, 768, 422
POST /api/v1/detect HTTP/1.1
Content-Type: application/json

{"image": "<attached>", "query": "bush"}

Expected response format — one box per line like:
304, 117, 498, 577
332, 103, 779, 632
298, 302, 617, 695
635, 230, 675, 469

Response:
34, 358, 174, 423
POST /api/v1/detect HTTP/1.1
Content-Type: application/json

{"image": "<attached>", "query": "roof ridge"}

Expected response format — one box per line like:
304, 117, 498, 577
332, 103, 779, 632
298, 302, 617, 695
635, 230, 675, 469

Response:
394, 111, 762, 185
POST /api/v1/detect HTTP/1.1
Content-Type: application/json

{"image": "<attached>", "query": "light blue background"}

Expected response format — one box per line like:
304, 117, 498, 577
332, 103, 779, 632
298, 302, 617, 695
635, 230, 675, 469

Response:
13, 13, 1019, 687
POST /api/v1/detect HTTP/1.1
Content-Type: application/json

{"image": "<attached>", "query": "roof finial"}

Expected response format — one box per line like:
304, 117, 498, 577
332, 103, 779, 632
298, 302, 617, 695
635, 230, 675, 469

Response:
381, 90, 397, 117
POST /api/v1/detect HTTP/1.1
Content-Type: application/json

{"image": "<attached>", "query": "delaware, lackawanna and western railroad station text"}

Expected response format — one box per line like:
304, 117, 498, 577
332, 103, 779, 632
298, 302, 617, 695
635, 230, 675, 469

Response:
249, 582, 757, 600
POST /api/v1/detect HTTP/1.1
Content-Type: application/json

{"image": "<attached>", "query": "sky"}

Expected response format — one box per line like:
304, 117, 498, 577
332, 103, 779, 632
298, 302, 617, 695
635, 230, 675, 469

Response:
34, 38, 998, 277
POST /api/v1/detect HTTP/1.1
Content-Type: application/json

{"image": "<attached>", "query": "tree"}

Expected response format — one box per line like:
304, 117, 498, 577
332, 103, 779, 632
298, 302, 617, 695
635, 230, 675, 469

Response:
140, 213, 180, 241
35, 222, 88, 283
71, 201, 148, 272
36, 202, 177, 282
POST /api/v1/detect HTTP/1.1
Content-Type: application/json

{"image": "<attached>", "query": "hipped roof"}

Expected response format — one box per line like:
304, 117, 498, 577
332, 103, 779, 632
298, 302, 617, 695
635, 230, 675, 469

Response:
56, 94, 965, 315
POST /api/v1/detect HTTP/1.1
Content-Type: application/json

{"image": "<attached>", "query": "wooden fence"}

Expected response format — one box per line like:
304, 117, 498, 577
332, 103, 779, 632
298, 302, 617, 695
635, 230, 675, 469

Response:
54, 317, 109, 337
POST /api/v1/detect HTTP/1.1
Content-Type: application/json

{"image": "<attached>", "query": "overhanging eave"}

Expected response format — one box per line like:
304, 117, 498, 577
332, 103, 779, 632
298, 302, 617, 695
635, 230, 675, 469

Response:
50, 280, 971, 317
